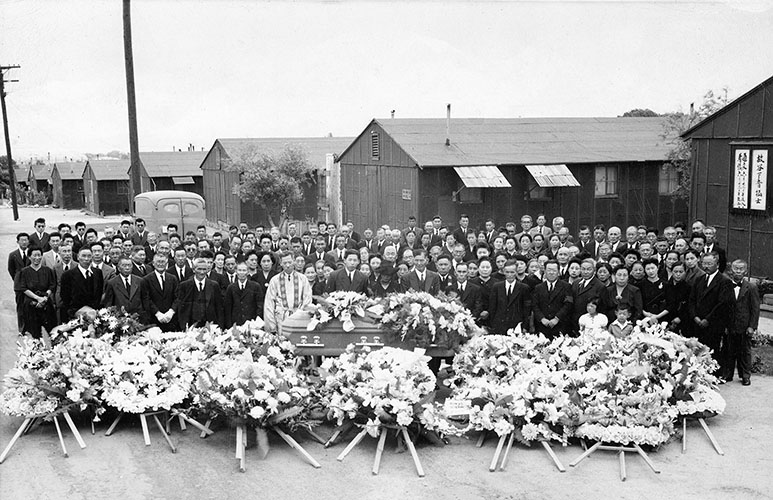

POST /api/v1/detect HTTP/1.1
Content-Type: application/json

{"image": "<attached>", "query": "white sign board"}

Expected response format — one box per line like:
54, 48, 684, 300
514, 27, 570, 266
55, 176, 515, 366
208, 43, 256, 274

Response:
732, 149, 750, 209
750, 150, 768, 211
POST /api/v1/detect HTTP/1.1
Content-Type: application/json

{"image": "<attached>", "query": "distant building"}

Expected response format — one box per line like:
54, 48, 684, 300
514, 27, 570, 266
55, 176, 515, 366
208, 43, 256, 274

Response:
682, 74, 773, 277
200, 137, 352, 227
138, 151, 207, 195
337, 117, 687, 232
83, 159, 131, 215
51, 161, 86, 209
28, 164, 53, 197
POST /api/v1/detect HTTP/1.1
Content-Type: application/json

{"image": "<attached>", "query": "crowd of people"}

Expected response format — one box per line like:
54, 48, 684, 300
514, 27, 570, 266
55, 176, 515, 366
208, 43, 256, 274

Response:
6, 212, 761, 385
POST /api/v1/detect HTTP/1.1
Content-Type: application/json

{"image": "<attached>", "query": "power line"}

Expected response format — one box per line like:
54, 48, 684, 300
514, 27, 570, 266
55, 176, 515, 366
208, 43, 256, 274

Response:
1, 64, 21, 221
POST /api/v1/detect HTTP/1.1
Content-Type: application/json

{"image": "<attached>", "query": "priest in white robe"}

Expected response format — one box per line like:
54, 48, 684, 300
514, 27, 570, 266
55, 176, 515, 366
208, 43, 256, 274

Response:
264, 251, 312, 333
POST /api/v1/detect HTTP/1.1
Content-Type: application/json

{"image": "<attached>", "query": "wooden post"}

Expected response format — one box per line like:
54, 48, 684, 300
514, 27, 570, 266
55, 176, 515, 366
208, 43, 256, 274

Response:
618, 451, 626, 481
372, 429, 387, 475
0, 418, 31, 464
139, 414, 151, 446
105, 413, 123, 436
541, 441, 566, 472
200, 418, 213, 439
498, 433, 515, 471
62, 412, 86, 449
337, 428, 368, 461
53, 416, 68, 458
151, 414, 176, 453
401, 427, 425, 477
489, 434, 507, 472
274, 427, 321, 468
569, 441, 601, 467
698, 418, 724, 455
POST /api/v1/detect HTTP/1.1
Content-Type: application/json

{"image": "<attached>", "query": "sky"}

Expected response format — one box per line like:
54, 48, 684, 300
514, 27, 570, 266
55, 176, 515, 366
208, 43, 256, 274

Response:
1, 0, 772, 162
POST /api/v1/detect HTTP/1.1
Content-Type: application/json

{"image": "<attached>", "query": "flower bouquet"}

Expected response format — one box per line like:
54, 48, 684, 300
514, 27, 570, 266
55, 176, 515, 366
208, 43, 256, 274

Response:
370, 291, 483, 349
319, 345, 437, 476
305, 291, 370, 332
49, 306, 146, 345
193, 348, 320, 470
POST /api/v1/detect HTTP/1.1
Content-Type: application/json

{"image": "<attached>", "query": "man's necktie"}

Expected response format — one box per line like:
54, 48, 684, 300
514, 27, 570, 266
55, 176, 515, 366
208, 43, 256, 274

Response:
124, 277, 130, 290
160, 274, 165, 290
86, 269, 92, 279
198, 282, 203, 292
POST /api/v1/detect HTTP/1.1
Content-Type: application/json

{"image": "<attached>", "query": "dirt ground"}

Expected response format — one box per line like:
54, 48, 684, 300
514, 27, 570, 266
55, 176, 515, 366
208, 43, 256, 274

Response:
1, 205, 772, 500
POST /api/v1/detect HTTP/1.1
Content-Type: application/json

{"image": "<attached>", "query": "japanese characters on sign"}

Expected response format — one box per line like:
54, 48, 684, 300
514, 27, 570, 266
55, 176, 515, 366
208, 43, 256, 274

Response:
750, 150, 768, 211
732, 149, 749, 209
733, 148, 769, 212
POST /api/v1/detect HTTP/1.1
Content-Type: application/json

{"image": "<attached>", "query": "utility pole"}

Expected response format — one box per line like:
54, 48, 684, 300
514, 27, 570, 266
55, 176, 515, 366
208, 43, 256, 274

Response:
1, 64, 21, 221
123, 0, 141, 208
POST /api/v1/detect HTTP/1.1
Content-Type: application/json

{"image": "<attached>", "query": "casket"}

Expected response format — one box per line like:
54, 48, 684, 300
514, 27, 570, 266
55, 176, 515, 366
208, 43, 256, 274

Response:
281, 310, 454, 357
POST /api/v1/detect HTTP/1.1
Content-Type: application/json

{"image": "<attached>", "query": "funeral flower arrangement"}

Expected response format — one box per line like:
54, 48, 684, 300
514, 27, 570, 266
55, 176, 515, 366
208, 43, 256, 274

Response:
319, 346, 436, 437
49, 306, 146, 345
0, 333, 112, 419
423, 322, 725, 447
305, 291, 370, 332
98, 331, 194, 414
423, 334, 572, 444
370, 291, 484, 349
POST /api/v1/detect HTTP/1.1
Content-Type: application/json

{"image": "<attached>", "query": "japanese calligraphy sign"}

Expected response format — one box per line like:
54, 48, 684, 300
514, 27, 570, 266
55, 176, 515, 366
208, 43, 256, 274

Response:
732, 149, 749, 209
750, 150, 767, 210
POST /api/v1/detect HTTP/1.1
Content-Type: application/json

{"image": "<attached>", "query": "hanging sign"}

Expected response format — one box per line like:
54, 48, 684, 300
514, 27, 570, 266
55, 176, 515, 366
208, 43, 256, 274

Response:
750, 150, 768, 211
732, 149, 750, 209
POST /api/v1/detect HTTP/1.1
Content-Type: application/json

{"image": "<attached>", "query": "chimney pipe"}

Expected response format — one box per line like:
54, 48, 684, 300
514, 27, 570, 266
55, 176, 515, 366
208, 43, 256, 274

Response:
391, 109, 395, 119
445, 104, 451, 146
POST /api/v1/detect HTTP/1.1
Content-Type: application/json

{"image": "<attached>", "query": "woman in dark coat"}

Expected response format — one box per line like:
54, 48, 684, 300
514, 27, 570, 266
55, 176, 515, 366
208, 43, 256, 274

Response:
664, 262, 690, 335
641, 258, 667, 323
14, 246, 57, 338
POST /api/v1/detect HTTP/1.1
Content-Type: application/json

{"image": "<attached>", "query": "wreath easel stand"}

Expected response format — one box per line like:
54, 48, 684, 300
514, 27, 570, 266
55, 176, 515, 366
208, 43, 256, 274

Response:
0, 411, 86, 463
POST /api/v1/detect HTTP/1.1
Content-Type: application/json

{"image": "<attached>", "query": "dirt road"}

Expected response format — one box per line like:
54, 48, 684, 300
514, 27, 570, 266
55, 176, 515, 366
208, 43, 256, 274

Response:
1, 206, 771, 500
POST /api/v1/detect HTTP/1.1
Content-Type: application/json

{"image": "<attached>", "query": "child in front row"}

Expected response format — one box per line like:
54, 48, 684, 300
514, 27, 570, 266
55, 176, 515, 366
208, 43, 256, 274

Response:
608, 303, 633, 339
578, 297, 608, 335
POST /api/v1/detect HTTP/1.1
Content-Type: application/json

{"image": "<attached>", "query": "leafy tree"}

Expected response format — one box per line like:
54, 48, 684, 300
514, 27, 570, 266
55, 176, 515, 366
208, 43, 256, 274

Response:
661, 88, 729, 200
229, 144, 315, 229
0, 155, 17, 188
621, 108, 659, 117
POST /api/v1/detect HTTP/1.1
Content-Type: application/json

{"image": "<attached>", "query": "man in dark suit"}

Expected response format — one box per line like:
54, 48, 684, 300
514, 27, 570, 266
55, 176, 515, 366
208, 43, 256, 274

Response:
102, 256, 147, 323
224, 261, 264, 327
176, 257, 225, 328
8, 232, 30, 279
9, 232, 31, 331
326, 235, 350, 265
702, 226, 727, 273
141, 253, 179, 331
29, 218, 51, 253
60, 245, 105, 320
575, 225, 597, 258
131, 245, 151, 277
571, 258, 606, 333
435, 254, 456, 294
723, 259, 759, 385
169, 248, 194, 282
532, 261, 574, 338
131, 218, 149, 246
306, 237, 336, 268
404, 250, 440, 295
689, 252, 734, 375
359, 228, 377, 254
450, 261, 483, 318
488, 259, 532, 334
326, 250, 370, 295
451, 214, 472, 248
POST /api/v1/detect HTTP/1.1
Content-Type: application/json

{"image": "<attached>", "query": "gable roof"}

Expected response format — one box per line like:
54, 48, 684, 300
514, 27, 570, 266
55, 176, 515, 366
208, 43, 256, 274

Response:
87, 159, 130, 181
29, 164, 53, 181
53, 162, 87, 180
681, 74, 773, 138
214, 137, 354, 169
341, 117, 672, 167
139, 151, 207, 178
